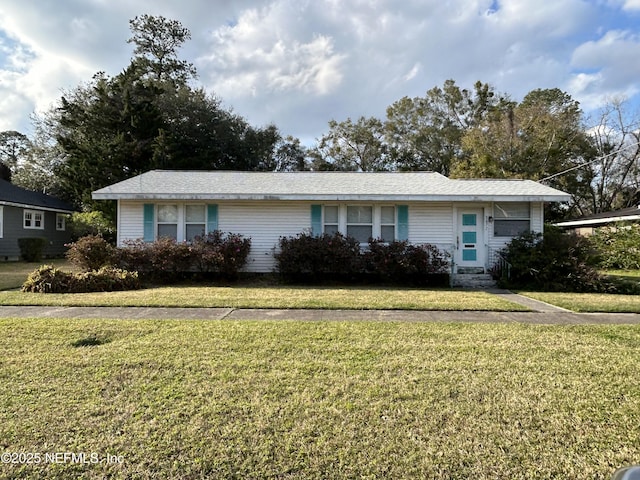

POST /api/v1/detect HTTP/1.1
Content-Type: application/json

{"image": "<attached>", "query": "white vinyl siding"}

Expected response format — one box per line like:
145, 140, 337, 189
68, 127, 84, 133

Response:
408, 203, 454, 250
219, 202, 311, 273
116, 200, 544, 273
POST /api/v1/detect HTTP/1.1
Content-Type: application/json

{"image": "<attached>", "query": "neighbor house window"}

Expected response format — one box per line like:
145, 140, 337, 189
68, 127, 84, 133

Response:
323, 205, 339, 235
494, 203, 530, 237
380, 206, 396, 243
185, 204, 206, 241
157, 204, 178, 240
56, 213, 66, 231
347, 205, 373, 243
24, 209, 44, 230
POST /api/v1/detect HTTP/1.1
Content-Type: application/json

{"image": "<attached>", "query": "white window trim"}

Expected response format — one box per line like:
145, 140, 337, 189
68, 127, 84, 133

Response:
156, 203, 179, 240
184, 204, 207, 241
324, 205, 398, 243
56, 213, 66, 231
154, 203, 211, 242
493, 202, 531, 238
24, 209, 44, 230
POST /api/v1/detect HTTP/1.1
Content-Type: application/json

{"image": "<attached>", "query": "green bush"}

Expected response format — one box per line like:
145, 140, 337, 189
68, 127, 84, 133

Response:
499, 226, 612, 293
364, 239, 450, 285
21, 265, 140, 293
117, 233, 251, 283
18, 237, 47, 262
190, 231, 251, 278
275, 233, 450, 285
275, 232, 362, 282
589, 223, 640, 270
65, 235, 117, 271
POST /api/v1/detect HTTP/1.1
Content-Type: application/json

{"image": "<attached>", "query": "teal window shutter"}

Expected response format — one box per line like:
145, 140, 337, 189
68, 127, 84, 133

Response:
207, 204, 218, 233
143, 204, 154, 242
311, 205, 322, 236
397, 205, 409, 241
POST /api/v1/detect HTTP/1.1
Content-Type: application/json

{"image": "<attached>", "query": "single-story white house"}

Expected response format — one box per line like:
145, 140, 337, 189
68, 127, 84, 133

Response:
92, 170, 570, 277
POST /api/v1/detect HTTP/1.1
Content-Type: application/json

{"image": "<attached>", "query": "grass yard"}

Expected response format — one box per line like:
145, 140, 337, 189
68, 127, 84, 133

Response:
0, 284, 527, 311
0, 260, 73, 291
1, 319, 639, 479
521, 291, 640, 313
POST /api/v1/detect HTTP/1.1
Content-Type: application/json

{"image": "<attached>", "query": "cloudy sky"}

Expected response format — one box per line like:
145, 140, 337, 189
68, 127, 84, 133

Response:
1, 0, 639, 145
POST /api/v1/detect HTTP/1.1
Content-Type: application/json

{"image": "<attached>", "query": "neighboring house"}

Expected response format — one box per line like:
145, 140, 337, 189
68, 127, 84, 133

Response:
0, 179, 76, 261
92, 170, 570, 276
555, 205, 640, 235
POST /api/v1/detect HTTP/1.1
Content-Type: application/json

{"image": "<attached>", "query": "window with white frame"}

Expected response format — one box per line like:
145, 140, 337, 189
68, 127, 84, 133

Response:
157, 204, 178, 240
347, 205, 373, 243
185, 204, 206, 241
24, 209, 44, 230
493, 203, 530, 237
323, 205, 339, 235
380, 206, 396, 243
56, 213, 66, 231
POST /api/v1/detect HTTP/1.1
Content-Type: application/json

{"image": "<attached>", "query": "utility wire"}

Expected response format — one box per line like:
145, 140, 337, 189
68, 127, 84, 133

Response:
540, 140, 640, 183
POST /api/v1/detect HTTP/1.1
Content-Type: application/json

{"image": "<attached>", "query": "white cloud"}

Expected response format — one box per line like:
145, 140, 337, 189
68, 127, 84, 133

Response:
0, 0, 639, 143
622, 0, 640, 11
569, 29, 640, 109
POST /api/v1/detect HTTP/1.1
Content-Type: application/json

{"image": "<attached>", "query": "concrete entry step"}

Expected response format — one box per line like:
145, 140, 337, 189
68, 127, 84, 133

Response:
452, 273, 496, 289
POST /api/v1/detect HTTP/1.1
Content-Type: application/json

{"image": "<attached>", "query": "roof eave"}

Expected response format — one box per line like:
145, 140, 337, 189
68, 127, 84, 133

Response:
556, 214, 640, 227
0, 200, 76, 214
92, 193, 571, 202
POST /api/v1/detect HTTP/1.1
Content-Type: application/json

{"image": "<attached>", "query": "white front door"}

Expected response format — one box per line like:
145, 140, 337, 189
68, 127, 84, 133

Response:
456, 209, 485, 273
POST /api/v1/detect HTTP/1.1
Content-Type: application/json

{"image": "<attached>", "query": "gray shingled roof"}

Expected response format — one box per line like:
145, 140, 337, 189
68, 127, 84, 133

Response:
0, 179, 75, 212
92, 170, 571, 202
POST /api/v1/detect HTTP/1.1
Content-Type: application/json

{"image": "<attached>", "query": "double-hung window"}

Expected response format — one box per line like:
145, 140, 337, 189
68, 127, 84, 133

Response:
157, 204, 179, 240
24, 209, 44, 230
323, 206, 339, 235
347, 206, 373, 243
494, 203, 530, 237
56, 214, 66, 231
185, 205, 206, 241
380, 206, 396, 243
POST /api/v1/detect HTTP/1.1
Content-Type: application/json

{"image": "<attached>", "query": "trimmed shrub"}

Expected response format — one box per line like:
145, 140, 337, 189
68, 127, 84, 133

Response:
117, 238, 191, 283
499, 226, 612, 293
365, 239, 450, 285
190, 231, 251, 278
275, 232, 362, 282
589, 223, 640, 270
275, 233, 450, 285
22, 265, 140, 293
22, 265, 73, 293
18, 237, 47, 262
65, 235, 117, 271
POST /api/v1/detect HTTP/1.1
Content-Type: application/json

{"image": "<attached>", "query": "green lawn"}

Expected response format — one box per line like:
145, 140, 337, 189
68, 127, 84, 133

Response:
0, 284, 527, 311
521, 291, 640, 313
1, 318, 638, 479
0, 260, 72, 291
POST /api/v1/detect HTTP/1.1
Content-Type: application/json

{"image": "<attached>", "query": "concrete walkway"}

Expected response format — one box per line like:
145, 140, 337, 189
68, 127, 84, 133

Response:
1, 304, 639, 324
